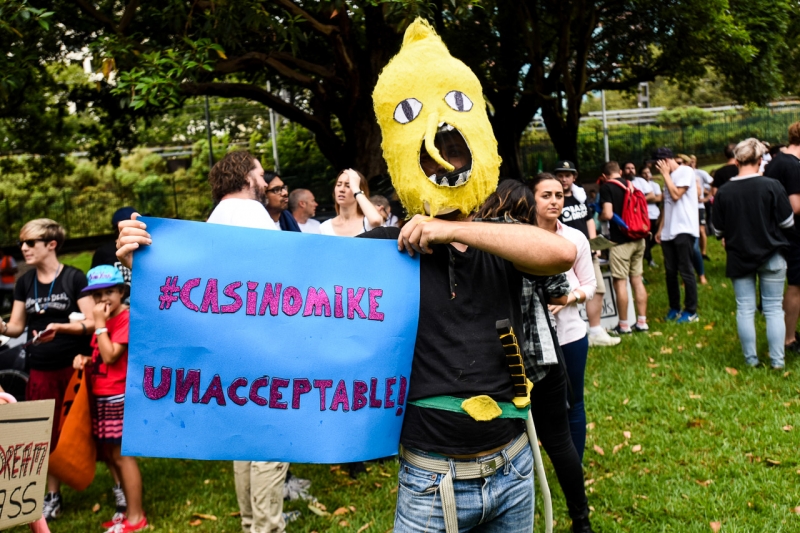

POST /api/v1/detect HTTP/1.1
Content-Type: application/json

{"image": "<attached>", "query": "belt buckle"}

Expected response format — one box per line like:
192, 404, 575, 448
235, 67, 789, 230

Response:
479, 459, 497, 478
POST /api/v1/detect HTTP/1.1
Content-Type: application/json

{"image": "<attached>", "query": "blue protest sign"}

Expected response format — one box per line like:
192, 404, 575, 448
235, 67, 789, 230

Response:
122, 218, 420, 463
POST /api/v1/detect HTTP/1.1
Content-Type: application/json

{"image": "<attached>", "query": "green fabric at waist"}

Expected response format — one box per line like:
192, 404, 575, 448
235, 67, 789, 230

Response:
409, 395, 529, 420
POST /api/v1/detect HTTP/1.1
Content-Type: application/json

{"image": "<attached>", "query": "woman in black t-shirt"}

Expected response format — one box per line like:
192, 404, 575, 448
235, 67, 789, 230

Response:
0, 218, 94, 521
712, 139, 794, 370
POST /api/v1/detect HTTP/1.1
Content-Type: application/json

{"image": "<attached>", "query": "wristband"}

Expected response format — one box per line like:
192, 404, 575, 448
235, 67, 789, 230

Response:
94, 327, 108, 336
572, 290, 582, 304
80, 322, 87, 335
353, 190, 364, 198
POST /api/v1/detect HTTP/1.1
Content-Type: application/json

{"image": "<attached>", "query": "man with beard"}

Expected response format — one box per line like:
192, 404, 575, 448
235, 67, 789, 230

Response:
204, 151, 289, 533
264, 172, 302, 232
206, 151, 278, 231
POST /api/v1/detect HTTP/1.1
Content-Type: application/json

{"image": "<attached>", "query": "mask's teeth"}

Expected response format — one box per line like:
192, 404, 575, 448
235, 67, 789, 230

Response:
429, 174, 438, 183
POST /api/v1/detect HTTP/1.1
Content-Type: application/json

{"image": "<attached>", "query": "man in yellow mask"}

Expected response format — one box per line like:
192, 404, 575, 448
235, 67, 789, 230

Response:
115, 18, 577, 533
367, 19, 577, 533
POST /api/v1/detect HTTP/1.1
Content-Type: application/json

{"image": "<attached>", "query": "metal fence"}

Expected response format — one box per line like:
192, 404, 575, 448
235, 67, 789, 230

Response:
4, 108, 799, 245
0, 190, 213, 247
521, 108, 800, 177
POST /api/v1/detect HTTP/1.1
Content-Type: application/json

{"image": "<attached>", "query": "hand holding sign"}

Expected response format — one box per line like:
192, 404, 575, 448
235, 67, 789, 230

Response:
123, 218, 420, 463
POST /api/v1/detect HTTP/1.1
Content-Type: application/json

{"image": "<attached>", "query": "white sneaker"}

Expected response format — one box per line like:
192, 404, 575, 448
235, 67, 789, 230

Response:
589, 330, 621, 346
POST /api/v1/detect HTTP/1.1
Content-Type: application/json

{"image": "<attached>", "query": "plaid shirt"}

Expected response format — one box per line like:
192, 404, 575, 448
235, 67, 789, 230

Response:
521, 274, 571, 383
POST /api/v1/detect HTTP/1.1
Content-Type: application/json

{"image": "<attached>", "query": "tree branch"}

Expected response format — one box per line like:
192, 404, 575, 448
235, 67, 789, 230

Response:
180, 81, 342, 150
72, 0, 119, 35
118, 0, 140, 33
273, 0, 337, 37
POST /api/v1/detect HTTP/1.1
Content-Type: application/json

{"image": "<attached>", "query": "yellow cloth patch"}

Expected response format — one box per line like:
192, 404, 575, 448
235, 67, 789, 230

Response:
461, 395, 503, 421
372, 19, 501, 216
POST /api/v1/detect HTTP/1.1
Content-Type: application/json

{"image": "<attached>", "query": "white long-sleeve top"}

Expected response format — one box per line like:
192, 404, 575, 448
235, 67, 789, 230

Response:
554, 220, 597, 345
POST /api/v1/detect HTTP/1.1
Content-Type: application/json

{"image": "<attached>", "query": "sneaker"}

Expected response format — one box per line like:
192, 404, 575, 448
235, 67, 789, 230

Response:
771, 364, 785, 370
42, 492, 62, 522
588, 330, 621, 346
283, 510, 302, 523
676, 311, 699, 324
648, 260, 659, 268
665, 309, 681, 321
112, 484, 127, 513
105, 516, 147, 533
631, 323, 649, 333
102, 512, 126, 529
611, 325, 632, 335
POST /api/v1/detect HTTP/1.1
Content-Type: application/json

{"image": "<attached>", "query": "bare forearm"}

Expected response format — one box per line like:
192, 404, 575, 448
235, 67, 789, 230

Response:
450, 222, 576, 276
53, 320, 95, 336
96, 335, 124, 365
663, 176, 684, 201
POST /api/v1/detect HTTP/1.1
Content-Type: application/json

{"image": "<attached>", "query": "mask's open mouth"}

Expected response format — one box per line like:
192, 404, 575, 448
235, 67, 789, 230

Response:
419, 123, 473, 187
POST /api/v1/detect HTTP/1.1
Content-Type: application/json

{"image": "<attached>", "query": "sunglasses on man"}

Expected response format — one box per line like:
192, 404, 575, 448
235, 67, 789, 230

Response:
19, 239, 51, 248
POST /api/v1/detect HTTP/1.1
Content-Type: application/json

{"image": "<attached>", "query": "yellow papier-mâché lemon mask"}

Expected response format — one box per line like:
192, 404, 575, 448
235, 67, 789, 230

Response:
373, 19, 501, 217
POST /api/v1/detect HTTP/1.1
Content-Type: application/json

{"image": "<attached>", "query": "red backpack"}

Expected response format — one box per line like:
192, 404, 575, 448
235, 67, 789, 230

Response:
608, 179, 651, 239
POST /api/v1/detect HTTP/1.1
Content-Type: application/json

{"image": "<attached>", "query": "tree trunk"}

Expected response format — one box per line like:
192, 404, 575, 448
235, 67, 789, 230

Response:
492, 116, 524, 180
540, 100, 581, 171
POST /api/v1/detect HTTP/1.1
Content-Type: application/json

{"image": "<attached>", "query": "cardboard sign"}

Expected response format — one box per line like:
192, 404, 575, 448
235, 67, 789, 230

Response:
123, 218, 420, 463
0, 400, 54, 529
578, 271, 635, 330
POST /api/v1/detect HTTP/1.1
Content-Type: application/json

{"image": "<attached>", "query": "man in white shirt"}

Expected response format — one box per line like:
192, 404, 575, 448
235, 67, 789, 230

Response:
204, 151, 288, 533
654, 148, 699, 323
206, 152, 279, 231
288, 189, 321, 234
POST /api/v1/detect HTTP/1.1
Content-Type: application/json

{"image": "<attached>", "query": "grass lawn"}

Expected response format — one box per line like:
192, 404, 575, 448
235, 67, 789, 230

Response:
59, 251, 94, 274
12, 237, 800, 532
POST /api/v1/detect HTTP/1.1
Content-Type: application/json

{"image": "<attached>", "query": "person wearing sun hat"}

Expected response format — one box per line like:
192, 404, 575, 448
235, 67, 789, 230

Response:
73, 264, 148, 532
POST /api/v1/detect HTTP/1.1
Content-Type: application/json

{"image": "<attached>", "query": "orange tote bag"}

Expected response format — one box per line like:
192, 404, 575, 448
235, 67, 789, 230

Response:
49, 369, 96, 490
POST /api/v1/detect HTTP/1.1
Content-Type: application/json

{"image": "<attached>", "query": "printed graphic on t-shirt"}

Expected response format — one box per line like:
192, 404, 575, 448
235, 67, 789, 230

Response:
24, 291, 72, 313
561, 202, 588, 223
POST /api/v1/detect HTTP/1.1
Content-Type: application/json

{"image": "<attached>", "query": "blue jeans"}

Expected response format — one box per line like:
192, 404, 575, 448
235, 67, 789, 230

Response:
561, 336, 589, 461
394, 436, 534, 533
731, 252, 786, 368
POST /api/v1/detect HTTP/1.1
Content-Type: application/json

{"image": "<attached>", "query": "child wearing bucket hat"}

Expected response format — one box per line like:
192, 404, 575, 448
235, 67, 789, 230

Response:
73, 265, 147, 532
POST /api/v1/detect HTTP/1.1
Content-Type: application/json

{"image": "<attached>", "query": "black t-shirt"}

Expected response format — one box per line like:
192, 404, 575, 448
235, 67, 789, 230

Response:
712, 164, 738, 191
599, 178, 633, 244
14, 265, 90, 371
358, 227, 525, 455
712, 175, 794, 278
92, 241, 132, 283
560, 195, 590, 240
764, 152, 800, 239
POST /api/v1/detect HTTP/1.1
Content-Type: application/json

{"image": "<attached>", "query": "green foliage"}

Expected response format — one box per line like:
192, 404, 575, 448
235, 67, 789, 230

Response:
252, 124, 335, 200
521, 107, 800, 178
656, 107, 713, 128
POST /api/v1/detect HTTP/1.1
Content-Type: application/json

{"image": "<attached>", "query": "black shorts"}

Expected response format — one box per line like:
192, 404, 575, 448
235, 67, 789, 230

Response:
698, 209, 707, 225
787, 241, 800, 286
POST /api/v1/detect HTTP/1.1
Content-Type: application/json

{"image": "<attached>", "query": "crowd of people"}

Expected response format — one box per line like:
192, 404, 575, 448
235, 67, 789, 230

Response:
1, 119, 799, 533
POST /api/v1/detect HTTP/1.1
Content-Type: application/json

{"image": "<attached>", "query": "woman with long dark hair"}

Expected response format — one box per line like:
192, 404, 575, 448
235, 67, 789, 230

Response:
476, 179, 596, 533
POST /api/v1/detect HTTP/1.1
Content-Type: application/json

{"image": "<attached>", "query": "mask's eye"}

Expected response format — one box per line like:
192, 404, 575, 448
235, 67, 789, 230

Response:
444, 91, 473, 112
393, 98, 423, 124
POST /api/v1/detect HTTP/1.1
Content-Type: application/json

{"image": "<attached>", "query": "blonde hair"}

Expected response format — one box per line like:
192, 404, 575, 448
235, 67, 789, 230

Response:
733, 138, 767, 166
334, 170, 370, 216
20, 218, 65, 251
